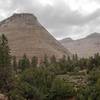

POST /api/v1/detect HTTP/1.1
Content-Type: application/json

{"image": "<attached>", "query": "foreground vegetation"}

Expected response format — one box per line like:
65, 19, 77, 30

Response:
0, 34, 100, 100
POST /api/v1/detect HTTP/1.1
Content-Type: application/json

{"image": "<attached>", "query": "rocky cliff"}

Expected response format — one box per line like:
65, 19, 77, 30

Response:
0, 13, 71, 60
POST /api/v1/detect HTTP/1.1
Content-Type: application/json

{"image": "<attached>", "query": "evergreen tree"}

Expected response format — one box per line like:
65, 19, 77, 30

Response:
12, 56, 17, 74
31, 56, 38, 68
72, 54, 78, 61
88, 57, 96, 70
43, 55, 49, 67
0, 34, 12, 93
79, 58, 88, 70
10, 67, 55, 100
58, 55, 67, 73
0, 34, 11, 67
94, 53, 100, 67
67, 55, 71, 62
18, 54, 30, 71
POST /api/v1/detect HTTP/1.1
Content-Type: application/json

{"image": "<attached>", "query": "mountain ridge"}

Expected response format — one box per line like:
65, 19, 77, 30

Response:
0, 13, 71, 60
60, 33, 100, 57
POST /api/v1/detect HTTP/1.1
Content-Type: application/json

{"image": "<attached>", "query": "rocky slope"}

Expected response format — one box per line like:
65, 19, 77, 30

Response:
0, 13, 71, 60
60, 33, 100, 58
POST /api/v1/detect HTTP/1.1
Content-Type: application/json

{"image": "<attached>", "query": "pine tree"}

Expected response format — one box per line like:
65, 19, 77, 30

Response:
0, 34, 11, 67
18, 54, 30, 71
31, 56, 38, 68
43, 55, 49, 67
58, 55, 67, 74
72, 54, 78, 61
67, 55, 71, 62
0, 34, 12, 93
12, 56, 17, 74
94, 53, 100, 67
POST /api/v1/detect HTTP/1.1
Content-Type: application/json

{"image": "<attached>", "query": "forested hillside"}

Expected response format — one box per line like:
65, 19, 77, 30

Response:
0, 34, 100, 100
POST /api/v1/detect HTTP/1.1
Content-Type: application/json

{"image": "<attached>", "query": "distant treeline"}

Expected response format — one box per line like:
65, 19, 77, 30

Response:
0, 34, 100, 100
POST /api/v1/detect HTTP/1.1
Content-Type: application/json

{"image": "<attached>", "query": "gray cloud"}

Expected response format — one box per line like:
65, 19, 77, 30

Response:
0, 0, 100, 39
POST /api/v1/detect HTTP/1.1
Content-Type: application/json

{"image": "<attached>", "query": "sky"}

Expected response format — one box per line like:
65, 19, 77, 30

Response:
0, 0, 100, 40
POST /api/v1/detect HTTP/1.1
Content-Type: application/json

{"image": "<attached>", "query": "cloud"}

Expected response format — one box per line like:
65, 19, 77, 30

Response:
0, 0, 100, 39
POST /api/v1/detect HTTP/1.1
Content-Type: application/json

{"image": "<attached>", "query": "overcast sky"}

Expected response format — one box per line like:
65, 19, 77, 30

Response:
0, 0, 100, 40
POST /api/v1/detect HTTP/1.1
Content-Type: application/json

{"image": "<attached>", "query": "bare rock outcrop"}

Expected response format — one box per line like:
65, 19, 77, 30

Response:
60, 33, 100, 58
0, 13, 71, 60
0, 94, 8, 100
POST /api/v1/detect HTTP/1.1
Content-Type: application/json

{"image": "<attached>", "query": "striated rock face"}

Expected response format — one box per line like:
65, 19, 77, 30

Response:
0, 13, 71, 59
60, 33, 100, 58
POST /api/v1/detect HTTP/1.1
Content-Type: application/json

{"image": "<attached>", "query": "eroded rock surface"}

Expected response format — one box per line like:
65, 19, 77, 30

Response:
0, 13, 71, 60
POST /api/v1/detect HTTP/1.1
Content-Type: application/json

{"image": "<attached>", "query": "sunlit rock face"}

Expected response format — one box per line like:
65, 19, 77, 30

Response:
0, 13, 71, 60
